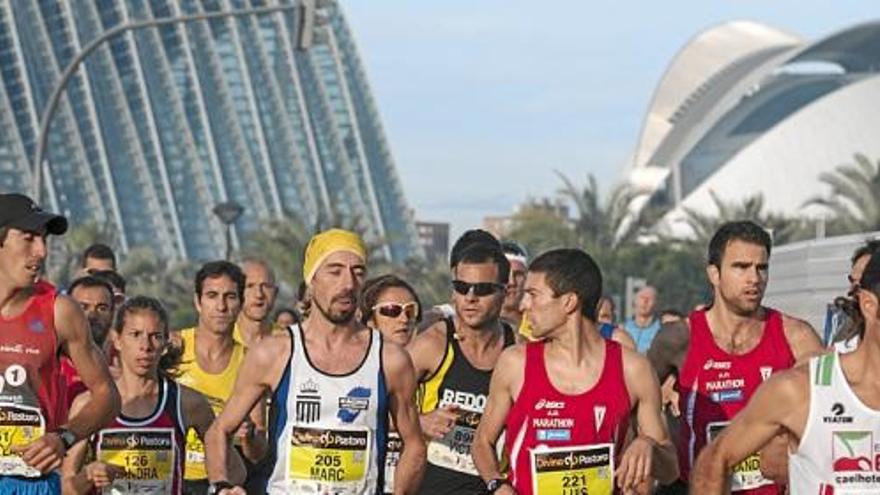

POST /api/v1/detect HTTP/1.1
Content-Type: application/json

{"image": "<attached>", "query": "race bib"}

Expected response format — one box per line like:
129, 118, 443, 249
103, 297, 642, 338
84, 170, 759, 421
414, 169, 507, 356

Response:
288, 424, 371, 494
707, 422, 773, 491
0, 403, 44, 477
426, 409, 482, 474
530, 443, 615, 495
384, 431, 402, 494
183, 426, 207, 481
97, 428, 175, 495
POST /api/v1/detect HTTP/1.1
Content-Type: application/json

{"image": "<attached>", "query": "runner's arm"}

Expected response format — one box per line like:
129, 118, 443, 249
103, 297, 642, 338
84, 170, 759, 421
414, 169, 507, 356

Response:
612, 327, 636, 350
57, 295, 121, 440
647, 321, 689, 381
205, 333, 287, 484
782, 315, 823, 364
472, 346, 522, 485
406, 324, 460, 438
61, 392, 123, 494
182, 386, 246, 486
235, 396, 268, 464
620, 351, 679, 489
691, 368, 807, 494
383, 342, 427, 494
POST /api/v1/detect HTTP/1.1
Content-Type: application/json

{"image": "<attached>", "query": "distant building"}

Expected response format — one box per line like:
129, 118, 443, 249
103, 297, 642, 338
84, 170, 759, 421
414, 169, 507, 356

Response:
625, 20, 880, 236
0, 0, 420, 261
484, 197, 571, 238
416, 221, 450, 263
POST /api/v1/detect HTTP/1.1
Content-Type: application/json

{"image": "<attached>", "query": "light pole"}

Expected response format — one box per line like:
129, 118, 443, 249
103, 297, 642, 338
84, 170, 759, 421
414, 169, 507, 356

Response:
213, 201, 244, 260
30, 3, 302, 203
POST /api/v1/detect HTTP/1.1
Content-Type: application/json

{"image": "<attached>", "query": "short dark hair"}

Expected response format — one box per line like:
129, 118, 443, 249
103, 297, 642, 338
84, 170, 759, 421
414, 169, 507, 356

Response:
113, 296, 181, 378
91, 269, 127, 293
68, 276, 114, 303
529, 248, 602, 321
450, 229, 499, 268
455, 242, 510, 284
852, 239, 880, 266
707, 221, 772, 268
359, 274, 423, 325
82, 243, 116, 268
0, 227, 8, 245
195, 260, 245, 299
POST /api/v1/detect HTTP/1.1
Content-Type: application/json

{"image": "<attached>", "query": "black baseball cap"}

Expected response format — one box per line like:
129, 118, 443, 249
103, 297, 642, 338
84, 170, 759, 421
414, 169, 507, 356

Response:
0, 194, 68, 235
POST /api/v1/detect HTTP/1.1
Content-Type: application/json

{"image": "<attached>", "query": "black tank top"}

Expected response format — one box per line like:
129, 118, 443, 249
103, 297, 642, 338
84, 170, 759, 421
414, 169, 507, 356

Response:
417, 318, 515, 494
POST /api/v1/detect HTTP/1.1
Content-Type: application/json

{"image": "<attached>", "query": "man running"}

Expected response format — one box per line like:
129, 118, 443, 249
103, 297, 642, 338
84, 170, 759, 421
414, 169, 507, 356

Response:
500, 240, 528, 331
204, 229, 426, 494
648, 220, 823, 494
473, 248, 678, 494
61, 296, 246, 494
408, 233, 517, 494
234, 259, 281, 348
692, 250, 880, 493
0, 193, 120, 493
175, 261, 266, 494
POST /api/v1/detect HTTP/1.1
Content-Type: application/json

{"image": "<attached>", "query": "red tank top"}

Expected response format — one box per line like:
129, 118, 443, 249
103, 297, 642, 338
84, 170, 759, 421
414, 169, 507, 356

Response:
678, 308, 794, 493
505, 339, 630, 495
91, 378, 186, 494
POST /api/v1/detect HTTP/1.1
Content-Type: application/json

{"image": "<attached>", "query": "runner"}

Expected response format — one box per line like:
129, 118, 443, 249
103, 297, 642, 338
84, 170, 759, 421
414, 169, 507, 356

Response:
500, 240, 528, 332
473, 248, 678, 494
691, 250, 880, 493
174, 261, 266, 494
0, 193, 120, 493
77, 244, 116, 277
234, 259, 281, 348
61, 275, 117, 410
829, 239, 880, 352
648, 220, 823, 494
624, 285, 661, 354
360, 274, 423, 494
204, 229, 426, 494
407, 236, 516, 494
61, 296, 246, 494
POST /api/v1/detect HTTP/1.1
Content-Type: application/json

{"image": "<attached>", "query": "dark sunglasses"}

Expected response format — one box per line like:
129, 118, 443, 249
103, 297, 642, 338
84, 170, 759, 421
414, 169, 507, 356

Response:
452, 280, 505, 297
373, 302, 419, 320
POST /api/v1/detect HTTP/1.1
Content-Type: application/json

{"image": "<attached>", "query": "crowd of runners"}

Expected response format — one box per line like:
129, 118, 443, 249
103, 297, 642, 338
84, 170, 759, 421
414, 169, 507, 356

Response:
1, 190, 879, 494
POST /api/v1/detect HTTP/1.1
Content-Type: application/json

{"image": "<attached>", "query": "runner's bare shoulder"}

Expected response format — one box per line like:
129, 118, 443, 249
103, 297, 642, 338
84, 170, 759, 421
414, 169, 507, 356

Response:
780, 313, 823, 359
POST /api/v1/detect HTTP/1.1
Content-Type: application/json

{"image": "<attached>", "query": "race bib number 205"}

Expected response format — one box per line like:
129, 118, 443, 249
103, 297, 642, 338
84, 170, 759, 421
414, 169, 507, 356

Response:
288, 425, 371, 494
531, 443, 615, 495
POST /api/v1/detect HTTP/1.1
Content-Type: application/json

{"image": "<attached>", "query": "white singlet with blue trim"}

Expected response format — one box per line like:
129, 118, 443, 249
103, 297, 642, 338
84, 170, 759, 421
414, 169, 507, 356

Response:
264, 325, 388, 494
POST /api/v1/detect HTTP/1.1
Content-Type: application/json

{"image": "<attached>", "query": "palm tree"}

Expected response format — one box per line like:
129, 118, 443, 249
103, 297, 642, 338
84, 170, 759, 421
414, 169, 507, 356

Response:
805, 153, 880, 235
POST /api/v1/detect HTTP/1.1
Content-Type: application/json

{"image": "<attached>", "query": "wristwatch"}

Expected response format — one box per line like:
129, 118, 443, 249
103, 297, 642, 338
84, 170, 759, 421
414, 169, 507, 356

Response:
485, 478, 510, 493
56, 428, 77, 451
208, 481, 235, 495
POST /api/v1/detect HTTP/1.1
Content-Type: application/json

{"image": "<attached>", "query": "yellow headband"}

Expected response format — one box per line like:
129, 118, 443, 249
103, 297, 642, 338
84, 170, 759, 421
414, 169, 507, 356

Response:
302, 228, 367, 283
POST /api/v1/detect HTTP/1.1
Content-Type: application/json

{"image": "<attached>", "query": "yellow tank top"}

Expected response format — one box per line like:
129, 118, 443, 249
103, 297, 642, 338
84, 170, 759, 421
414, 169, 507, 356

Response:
176, 327, 245, 480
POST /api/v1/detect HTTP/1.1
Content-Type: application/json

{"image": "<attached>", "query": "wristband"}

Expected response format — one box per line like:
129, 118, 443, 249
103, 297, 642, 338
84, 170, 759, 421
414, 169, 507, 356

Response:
486, 478, 510, 493
208, 481, 235, 495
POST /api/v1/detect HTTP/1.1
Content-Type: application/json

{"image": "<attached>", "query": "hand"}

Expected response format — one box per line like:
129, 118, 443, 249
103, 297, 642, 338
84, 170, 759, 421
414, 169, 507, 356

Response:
758, 433, 790, 484
661, 375, 680, 417
419, 404, 459, 439
11, 432, 66, 474
219, 487, 247, 495
495, 484, 517, 494
85, 462, 126, 488
234, 420, 255, 441
617, 435, 655, 491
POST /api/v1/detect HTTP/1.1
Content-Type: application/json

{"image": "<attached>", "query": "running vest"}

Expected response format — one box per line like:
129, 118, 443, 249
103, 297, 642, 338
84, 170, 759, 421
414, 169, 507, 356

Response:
0, 281, 63, 478
264, 325, 387, 494
790, 352, 880, 494
505, 340, 630, 495
92, 378, 186, 495
417, 318, 515, 494
175, 328, 244, 481
678, 308, 794, 493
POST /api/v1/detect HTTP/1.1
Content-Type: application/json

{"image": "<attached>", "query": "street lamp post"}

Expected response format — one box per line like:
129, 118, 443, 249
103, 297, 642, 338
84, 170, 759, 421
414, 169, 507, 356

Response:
30, 3, 301, 204
213, 201, 245, 260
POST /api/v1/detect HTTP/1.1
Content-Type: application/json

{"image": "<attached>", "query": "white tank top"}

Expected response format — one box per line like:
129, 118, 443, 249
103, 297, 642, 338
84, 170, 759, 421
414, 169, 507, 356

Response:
789, 352, 880, 494
265, 325, 388, 494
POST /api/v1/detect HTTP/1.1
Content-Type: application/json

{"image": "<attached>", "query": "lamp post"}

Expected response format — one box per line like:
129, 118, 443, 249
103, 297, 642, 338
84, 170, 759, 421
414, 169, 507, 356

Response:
30, 3, 301, 203
213, 201, 244, 260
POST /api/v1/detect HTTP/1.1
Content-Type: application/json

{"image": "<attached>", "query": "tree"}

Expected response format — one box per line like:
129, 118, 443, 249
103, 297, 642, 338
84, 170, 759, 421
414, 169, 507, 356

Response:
121, 247, 199, 329
806, 153, 880, 235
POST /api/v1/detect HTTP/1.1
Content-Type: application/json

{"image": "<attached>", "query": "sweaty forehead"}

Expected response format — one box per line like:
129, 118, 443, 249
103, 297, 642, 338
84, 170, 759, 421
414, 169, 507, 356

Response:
721, 239, 769, 263
71, 285, 113, 303
202, 274, 238, 291
317, 250, 366, 271
455, 261, 499, 281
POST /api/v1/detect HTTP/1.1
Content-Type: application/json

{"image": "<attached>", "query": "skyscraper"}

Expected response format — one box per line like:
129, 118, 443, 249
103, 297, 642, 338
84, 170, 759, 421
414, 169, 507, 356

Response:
0, 0, 420, 261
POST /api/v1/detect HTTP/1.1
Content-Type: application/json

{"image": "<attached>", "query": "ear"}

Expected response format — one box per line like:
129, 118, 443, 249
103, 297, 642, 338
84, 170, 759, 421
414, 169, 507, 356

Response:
706, 263, 720, 287
860, 290, 878, 320
111, 331, 122, 353
562, 292, 579, 316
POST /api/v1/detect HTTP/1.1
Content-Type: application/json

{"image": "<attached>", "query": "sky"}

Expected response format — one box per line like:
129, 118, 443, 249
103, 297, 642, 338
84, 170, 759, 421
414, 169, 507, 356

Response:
344, 1, 878, 237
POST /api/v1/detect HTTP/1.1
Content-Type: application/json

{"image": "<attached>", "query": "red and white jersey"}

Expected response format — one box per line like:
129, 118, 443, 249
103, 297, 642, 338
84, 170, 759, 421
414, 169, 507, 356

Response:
92, 378, 186, 494
790, 352, 880, 494
0, 281, 64, 477
505, 340, 630, 495
678, 308, 794, 493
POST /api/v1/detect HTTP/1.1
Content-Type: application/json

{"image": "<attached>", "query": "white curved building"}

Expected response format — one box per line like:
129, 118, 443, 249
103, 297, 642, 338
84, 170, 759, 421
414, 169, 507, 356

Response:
626, 20, 880, 236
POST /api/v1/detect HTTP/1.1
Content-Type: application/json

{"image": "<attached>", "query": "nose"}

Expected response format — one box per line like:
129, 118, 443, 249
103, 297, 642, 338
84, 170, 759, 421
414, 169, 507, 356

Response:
32, 236, 48, 259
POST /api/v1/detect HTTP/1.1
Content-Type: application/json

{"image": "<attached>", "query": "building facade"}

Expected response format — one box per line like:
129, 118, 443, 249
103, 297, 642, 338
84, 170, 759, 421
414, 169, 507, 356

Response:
0, 0, 420, 261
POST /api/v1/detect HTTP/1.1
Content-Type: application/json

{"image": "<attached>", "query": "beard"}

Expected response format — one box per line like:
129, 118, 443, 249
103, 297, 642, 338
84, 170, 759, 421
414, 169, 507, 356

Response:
313, 294, 357, 324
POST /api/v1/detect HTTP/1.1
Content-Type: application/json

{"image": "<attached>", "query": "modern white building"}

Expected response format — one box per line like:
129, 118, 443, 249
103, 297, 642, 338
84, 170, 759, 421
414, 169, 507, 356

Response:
626, 20, 880, 237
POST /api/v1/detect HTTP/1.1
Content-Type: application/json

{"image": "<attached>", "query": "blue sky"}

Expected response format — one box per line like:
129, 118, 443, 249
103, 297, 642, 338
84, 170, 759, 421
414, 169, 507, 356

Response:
344, 1, 877, 236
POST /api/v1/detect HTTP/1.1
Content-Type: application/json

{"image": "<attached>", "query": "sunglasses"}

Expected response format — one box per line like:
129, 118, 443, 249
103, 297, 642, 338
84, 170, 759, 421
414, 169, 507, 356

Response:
451, 280, 505, 297
373, 302, 419, 320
